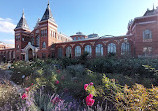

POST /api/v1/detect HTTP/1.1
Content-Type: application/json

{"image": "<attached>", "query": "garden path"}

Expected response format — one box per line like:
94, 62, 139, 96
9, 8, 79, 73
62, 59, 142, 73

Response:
0, 65, 24, 94
0, 65, 25, 110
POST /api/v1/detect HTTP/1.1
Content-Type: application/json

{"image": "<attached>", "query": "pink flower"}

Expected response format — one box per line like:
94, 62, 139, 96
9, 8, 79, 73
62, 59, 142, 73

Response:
84, 84, 88, 90
25, 87, 30, 92
88, 94, 93, 98
22, 93, 28, 99
89, 82, 93, 86
55, 80, 59, 84
86, 98, 95, 106
31, 83, 33, 86
51, 97, 61, 104
86, 94, 95, 106
86, 94, 93, 101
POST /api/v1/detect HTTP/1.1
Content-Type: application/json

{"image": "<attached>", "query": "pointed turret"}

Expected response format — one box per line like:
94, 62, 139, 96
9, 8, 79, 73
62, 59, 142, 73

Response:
15, 10, 30, 30
34, 18, 40, 29
41, 1, 55, 23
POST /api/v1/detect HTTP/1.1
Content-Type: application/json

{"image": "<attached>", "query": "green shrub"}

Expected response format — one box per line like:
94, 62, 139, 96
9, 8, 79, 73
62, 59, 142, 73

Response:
10, 61, 34, 84
115, 84, 158, 110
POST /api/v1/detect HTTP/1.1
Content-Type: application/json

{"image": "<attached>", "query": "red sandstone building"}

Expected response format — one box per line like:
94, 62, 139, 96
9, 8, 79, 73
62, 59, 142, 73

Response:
0, 3, 157, 61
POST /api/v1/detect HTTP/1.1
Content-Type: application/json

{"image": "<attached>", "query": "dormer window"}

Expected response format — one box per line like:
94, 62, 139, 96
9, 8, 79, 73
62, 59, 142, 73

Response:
143, 30, 152, 41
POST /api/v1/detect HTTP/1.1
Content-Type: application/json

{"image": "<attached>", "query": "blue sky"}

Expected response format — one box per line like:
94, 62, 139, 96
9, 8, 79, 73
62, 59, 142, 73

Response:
0, 0, 158, 45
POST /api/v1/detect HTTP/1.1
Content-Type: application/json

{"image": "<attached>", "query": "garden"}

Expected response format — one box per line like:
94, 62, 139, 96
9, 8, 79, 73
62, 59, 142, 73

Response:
1, 55, 158, 111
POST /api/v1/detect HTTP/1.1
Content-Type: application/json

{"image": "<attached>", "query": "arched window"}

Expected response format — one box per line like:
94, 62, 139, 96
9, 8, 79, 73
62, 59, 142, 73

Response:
143, 47, 152, 57
42, 42, 46, 48
96, 44, 103, 56
36, 36, 40, 47
31, 38, 34, 45
17, 45, 20, 49
75, 46, 81, 57
84, 45, 92, 56
108, 43, 116, 54
143, 29, 152, 40
58, 47, 63, 58
121, 42, 131, 55
66, 46, 72, 57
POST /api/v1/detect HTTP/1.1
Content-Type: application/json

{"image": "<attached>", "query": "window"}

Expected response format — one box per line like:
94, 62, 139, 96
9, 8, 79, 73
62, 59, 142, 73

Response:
96, 44, 103, 56
143, 47, 152, 56
50, 30, 52, 37
53, 32, 56, 38
84, 45, 92, 56
36, 36, 40, 47
41, 29, 47, 37
81, 37, 84, 39
74, 37, 76, 40
42, 42, 46, 48
121, 42, 131, 55
58, 48, 63, 58
31, 38, 34, 45
143, 29, 152, 40
16, 35, 20, 41
22, 38, 24, 41
108, 43, 116, 54
17, 45, 20, 49
78, 37, 80, 40
66, 46, 72, 57
75, 46, 81, 57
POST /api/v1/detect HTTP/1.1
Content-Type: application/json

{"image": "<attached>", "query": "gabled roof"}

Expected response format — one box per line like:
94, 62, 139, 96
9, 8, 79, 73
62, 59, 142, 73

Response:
41, 3, 55, 23
15, 11, 30, 30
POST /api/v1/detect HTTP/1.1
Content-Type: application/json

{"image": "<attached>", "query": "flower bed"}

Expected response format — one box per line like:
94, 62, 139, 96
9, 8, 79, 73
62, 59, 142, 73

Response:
1, 58, 158, 110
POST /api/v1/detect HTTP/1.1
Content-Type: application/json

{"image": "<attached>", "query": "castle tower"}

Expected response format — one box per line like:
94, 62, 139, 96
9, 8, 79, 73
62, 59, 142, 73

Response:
38, 2, 58, 58
14, 10, 31, 60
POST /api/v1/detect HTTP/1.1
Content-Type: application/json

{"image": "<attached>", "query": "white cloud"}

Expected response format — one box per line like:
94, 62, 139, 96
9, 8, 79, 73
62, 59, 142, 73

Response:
0, 17, 16, 34
3, 39, 15, 44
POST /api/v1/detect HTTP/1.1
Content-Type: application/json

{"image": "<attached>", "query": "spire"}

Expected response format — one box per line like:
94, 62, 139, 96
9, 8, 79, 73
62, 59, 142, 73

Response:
48, 0, 49, 6
41, 1, 55, 23
15, 10, 29, 30
22, 9, 25, 18
153, 4, 155, 10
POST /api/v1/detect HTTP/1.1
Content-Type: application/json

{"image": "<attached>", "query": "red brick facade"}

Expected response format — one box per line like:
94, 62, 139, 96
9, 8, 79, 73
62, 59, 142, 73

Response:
1, 5, 158, 61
